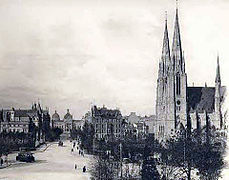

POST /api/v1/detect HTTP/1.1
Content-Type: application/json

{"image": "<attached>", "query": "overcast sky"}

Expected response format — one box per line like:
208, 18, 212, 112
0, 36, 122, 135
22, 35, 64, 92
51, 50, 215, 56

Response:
0, 0, 228, 119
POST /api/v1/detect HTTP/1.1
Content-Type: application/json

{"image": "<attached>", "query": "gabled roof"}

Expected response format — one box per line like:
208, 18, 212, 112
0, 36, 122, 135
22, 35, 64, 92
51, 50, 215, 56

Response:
92, 105, 122, 119
14, 110, 37, 117
187, 87, 215, 113
187, 86, 225, 113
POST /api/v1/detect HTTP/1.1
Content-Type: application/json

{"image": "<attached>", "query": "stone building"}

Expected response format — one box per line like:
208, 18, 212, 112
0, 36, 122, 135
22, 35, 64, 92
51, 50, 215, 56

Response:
143, 115, 156, 134
52, 110, 63, 129
52, 109, 84, 138
91, 105, 123, 140
63, 109, 73, 133
0, 103, 50, 143
126, 112, 141, 124
155, 7, 226, 140
124, 112, 151, 138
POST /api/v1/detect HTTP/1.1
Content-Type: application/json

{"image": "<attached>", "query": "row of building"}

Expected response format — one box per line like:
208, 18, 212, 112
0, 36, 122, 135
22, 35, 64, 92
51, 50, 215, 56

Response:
87, 105, 154, 140
0, 104, 86, 143
0, 103, 51, 145
0, 101, 151, 143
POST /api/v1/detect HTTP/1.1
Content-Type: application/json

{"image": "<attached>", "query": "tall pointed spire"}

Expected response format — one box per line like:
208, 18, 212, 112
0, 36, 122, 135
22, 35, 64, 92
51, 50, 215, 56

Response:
161, 11, 170, 76
215, 54, 222, 127
172, 1, 183, 73
215, 54, 221, 84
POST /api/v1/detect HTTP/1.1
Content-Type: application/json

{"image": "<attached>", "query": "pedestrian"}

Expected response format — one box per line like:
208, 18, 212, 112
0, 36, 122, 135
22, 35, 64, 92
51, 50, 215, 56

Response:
5, 155, 8, 166
71, 148, 73, 153
74, 164, 77, 169
83, 166, 86, 173
0, 158, 3, 166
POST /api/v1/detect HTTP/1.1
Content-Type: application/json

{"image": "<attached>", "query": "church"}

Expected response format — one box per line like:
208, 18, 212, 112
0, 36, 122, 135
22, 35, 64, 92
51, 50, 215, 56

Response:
155, 7, 226, 140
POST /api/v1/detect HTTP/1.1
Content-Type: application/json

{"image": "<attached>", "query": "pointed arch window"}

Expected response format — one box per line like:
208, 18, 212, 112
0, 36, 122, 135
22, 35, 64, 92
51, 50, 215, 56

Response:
176, 74, 181, 95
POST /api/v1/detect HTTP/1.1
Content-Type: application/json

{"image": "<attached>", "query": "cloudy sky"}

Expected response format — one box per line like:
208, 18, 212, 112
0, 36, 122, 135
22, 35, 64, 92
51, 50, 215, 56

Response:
0, 0, 228, 119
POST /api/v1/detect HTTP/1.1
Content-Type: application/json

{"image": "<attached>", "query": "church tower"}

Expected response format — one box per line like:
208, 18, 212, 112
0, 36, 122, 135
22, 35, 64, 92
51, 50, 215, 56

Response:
155, 2, 226, 140
171, 6, 187, 129
155, 14, 171, 138
156, 5, 187, 139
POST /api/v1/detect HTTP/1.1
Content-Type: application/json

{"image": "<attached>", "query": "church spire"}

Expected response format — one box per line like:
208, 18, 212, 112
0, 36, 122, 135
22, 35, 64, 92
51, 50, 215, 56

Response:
161, 11, 170, 76
215, 54, 222, 128
172, 1, 183, 73
215, 54, 221, 84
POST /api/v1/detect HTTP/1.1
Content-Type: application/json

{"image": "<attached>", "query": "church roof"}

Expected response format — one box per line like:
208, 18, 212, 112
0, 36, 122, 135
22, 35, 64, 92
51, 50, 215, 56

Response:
187, 86, 226, 113
0, 109, 38, 117
14, 109, 38, 117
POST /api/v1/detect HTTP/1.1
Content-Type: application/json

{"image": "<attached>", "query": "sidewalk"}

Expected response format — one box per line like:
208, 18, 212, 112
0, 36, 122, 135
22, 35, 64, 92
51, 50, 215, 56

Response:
36, 142, 57, 152
0, 164, 9, 169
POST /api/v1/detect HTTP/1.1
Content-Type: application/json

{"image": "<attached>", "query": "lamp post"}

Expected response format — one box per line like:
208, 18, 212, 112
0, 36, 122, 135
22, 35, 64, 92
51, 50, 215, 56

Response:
120, 142, 123, 179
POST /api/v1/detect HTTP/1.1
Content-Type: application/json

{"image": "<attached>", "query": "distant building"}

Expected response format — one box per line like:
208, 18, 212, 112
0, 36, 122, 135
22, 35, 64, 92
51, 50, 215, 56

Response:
0, 103, 50, 143
143, 115, 156, 134
52, 110, 64, 129
91, 105, 123, 140
82, 111, 92, 123
52, 109, 84, 138
124, 112, 151, 138
127, 112, 141, 124
73, 119, 84, 130
63, 109, 73, 134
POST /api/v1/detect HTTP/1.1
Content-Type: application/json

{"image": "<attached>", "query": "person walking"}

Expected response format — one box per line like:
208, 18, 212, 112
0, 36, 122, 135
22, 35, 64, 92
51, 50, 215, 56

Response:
0, 158, 3, 166
74, 164, 77, 170
83, 166, 86, 173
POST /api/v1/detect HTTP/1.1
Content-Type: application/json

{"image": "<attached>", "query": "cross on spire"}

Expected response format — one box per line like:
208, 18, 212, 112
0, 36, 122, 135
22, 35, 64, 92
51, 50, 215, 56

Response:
165, 11, 167, 22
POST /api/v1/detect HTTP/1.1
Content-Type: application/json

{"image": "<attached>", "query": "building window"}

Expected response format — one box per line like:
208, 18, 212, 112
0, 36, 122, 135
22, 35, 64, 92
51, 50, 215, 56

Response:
176, 106, 181, 111
176, 74, 181, 95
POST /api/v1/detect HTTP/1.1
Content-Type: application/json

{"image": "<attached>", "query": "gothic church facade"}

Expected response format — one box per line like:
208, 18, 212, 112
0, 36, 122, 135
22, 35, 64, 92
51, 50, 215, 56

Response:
155, 7, 226, 140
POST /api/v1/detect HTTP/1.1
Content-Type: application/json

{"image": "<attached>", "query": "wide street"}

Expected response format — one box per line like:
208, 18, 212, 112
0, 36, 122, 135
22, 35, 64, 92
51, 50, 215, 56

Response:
0, 141, 93, 180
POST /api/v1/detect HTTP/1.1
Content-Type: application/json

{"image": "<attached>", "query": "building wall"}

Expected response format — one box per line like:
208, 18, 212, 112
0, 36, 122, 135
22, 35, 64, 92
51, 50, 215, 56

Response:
0, 122, 29, 133
0, 105, 51, 144
93, 117, 122, 139
91, 106, 123, 140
